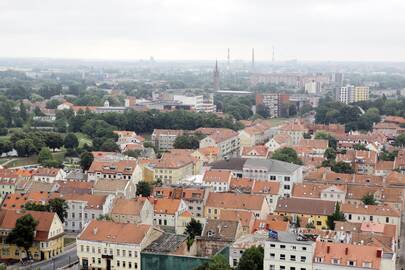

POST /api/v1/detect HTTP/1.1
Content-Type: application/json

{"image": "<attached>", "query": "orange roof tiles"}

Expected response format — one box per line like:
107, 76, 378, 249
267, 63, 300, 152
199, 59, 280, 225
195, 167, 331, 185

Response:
203, 170, 232, 183
251, 181, 280, 195
298, 139, 328, 149
88, 160, 137, 175
341, 203, 400, 217
79, 219, 151, 244
111, 198, 146, 216
206, 192, 265, 211
196, 127, 239, 143
153, 198, 181, 215
241, 145, 269, 157
2, 192, 50, 210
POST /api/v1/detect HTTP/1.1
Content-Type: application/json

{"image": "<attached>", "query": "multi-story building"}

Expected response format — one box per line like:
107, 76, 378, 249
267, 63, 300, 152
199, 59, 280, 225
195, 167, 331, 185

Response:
264, 231, 315, 270
242, 158, 303, 197
198, 128, 240, 158
353, 86, 370, 102
256, 93, 289, 118
32, 168, 66, 183
111, 197, 154, 225
77, 220, 162, 270
87, 160, 141, 182
336, 85, 369, 104
172, 94, 215, 113
151, 129, 184, 151
0, 169, 33, 201
238, 121, 272, 147
275, 197, 336, 229
153, 198, 188, 227
202, 169, 232, 192
0, 209, 64, 261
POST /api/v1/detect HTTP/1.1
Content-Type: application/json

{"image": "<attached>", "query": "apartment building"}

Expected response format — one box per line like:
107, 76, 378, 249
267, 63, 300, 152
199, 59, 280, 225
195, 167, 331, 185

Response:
32, 168, 66, 183
264, 232, 315, 270
238, 121, 272, 147
77, 220, 162, 270
198, 128, 240, 158
337, 85, 369, 104
202, 169, 232, 192
151, 129, 184, 151
87, 160, 140, 182
153, 198, 188, 227
111, 197, 154, 225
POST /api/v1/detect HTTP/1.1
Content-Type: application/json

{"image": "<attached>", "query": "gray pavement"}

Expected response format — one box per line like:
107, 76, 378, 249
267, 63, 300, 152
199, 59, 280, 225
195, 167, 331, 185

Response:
398, 212, 405, 270
18, 246, 77, 270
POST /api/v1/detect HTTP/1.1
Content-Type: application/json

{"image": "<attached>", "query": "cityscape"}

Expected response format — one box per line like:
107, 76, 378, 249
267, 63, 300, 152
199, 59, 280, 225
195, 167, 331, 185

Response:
0, 1, 405, 270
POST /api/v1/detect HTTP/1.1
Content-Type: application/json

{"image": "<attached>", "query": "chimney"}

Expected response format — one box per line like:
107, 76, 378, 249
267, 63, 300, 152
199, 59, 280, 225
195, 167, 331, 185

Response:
345, 247, 348, 255
376, 249, 382, 258
93, 227, 98, 235
327, 246, 330, 253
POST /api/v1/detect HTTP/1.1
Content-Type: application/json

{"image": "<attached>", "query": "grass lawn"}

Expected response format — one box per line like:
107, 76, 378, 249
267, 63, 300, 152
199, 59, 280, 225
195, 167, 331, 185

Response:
64, 237, 76, 247
4, 155, 39, 168
75, 132, 93, 147
0, 159, 10, 165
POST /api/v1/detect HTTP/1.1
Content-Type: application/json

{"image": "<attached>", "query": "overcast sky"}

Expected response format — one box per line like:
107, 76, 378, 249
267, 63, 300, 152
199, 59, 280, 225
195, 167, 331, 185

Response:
0, 0, 404, 61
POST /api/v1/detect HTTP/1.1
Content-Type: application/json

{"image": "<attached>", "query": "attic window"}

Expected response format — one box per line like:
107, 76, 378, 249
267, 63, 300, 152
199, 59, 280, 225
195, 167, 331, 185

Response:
125, 167, 132, 171
207, 230, 215, 237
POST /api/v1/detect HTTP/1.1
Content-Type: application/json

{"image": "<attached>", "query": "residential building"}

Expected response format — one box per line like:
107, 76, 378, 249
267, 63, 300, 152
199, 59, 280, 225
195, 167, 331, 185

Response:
256, 93, 284, 118
77, 220, 162, 270
240, 145, 269, 159
229, 232, 268, 268
238, 121, 272, 147
87, 160, 140, 182
0, 209, 64, 261
265, 134, 292, 152
0, 169, 33, 201
151, 129, 184, 151
153, 198, 188, 227
275, 197, 336, 229
205, 192, 269, 219
202, 169, 232, 192
198, 128, 240, 158
292, 183, 347, 203
32, 168, 65, 183
278, 121, 308, 145
192, 146, 220, 164
264, 231, 315, 270
111, 197, 154, 225
353, 86, 370, 102
242, 158, 303, 197
92, 179, 136, 199
336, 85, 369, 104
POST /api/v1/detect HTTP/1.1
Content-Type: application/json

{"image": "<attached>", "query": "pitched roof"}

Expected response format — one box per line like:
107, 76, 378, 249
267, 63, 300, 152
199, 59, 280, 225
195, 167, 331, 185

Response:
241, 145, 269, 157
51, 193, 108, 210
200, 219, 240, 241
341, 203, 400, 217
275, 197, 335, 216
111, 198, 146, 216
0, 209, 59, 241
152, 129, 184, 137
244, 158, 302, 174
209, 158, 247, 171
78, 220, 151, 244
32, 167, 61, 177
346, 186, 404, 204
88, 160, 137, 175
252, 215, 289, 233
153, 186, 206, 201
271, 134, 291, 145
196, 128, 239, 143
153, 198, 181, 215
298, 139, 328, 149
93, 179, 129, 192
203, 170, 232, 183
219, 210, 255, 229
251, 180, 280, 195
206, 192, 265, 211
2, 192, 50, 210
57, 180, 93, 194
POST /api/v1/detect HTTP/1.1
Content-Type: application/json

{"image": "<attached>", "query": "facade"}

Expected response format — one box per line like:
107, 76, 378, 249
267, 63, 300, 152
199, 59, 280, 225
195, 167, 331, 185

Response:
198, 128, 240, 158
77, 220, 162, 270
264, 232, 315, 270
256, 93, 281, 118
111, 197, 154, 225
153, 198, 188, 227
337, 85, 369, 104
202, 169, 232, 192
242, 158, 303, 197
151, 129, 184, 151
32, 168, 66, 183
0, 210, 64, 261
87, 160, 140, 182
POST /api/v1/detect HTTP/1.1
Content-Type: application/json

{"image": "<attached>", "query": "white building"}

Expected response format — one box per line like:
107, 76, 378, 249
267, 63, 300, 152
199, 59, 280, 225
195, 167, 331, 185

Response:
264, 232, 315, 270
173, 94, 216, 113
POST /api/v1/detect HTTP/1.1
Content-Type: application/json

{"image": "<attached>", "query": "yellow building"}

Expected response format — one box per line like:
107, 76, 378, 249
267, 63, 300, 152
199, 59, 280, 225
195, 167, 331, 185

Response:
0, 209, 64, 261
353, 86, 369, 102
275, 198, 336, 229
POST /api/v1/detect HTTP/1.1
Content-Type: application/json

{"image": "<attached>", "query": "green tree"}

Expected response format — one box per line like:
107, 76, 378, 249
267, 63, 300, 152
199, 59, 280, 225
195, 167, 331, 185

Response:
174, 135, 200, 149
272, 147, 303, 165
361, 193, 377, 205
0, 139, 13, 155
64, 133, 79, 149
38, 147, 53, 164
100, 139, 120, 152
353, 144, 367, 151
394, 134, 405, 147
324, 147, 337, 160
185, 218, 203, 239
46, 99, 61, 109
80, 151, 94, 171
194, 255, 232, 270
45, 132, 64, 150
256, 104, 270, 118
24, 202, 49, 212
237, 246, 264, 270
327, 203, 345, 230
48, 198, 68, 223
136, 181, 152, 197
97, 214, 112, 221
15, 139, 36, 157
19, 101, 28, 122
331, 161, 354, 174
6, 214, 38, 259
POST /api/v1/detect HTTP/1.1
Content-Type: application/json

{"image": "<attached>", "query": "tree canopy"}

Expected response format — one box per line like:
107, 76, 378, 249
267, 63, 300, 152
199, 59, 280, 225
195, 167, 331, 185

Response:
236, 246, 264, 270
6, 214, 38, 259
272, 147, 303, 165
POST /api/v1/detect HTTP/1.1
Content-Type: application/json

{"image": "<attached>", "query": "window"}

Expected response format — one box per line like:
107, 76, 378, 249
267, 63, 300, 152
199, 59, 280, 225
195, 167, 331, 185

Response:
290, 255, 296, 261
284, 176, 290, 181
370, 216, 373, 221
386, 217, 389, 223
332, 258, 340, 264
269, 265, 275, 270
233, 259, 237, 266
347, 260, 356, 266
117, 260, 120, 267
86, 246, 89, 252
290, 267, 295, 270
129, 251, 132, 257
270, 244, 276, 248
92, 257, 95, 263
123, 250, 126, 257
129, 262, 132, 268
291, 246, 296, 250
80, 245, 84, 252
280, 254, 285, 260
270, 253, 275, 259
280, 266, 285, 270
98, 258, 101, 264
280, 245, 286, 249
363, 262, 372, 267
315, 257, 323, 263
284, 185, 290, 190
300, 256, 306, 262
302, 247, 307, 251
135, 262, 138, 269
123, 261, 126, 267
348, 214, 352, 220
270, 176, 276, 180
117, 249, 120, 256
316, 221, 322, 226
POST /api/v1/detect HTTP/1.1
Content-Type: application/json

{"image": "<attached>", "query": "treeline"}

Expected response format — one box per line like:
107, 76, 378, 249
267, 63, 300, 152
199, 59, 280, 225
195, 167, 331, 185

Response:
215, 95, 255, 120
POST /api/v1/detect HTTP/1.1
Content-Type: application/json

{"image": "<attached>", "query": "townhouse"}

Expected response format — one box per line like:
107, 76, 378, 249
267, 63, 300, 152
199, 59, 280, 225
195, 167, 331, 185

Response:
32, 167, 66, 183
0, 209, 64, 261
242, 158, 303, 197
87, 159, 140, 182
153, 198, 188, 227
275, 197, 336, 229
111, 197, 154, 225
153, 186, 209, 217
191, 146, 220, 164
264, 231, 315, 270
151, 129, 184, 151
265, 134, 292, 152
205, 192, 269, 219
277, 121, 308, 145
92, 179, 136, 199
240, 145, 270, 159
198, 127, 240, 158
292, 183, 347, 203
238, 121, 272, 147
229, 233, 268, 268
296, 138, 328, 157
336, 150, 378, 175
113, 130, 144, 152
0, 169, 33, 201
77, 220, 162, 270
341, 203, 401, 236
202, 169, 232, 192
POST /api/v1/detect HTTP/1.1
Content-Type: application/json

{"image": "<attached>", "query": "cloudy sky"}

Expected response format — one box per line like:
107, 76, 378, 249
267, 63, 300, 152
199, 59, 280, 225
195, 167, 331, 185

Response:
0, 0, 404, 61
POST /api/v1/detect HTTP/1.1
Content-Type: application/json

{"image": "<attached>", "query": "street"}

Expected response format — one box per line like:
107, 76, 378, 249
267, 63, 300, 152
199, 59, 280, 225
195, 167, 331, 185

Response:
19, 247, 77, 270
397, 212, 405, 270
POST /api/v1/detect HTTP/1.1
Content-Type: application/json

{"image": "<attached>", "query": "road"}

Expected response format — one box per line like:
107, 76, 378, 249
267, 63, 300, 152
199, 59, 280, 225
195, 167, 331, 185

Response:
20, 246, 77, 270
398, 212, 405, 269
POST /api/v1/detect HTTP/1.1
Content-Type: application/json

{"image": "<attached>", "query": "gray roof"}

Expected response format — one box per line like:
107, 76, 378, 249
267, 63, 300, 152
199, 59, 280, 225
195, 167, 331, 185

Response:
268, 231, 314, 245
244, 158, 301, 174
209, 158, 247, 171
143, 233, 187, 254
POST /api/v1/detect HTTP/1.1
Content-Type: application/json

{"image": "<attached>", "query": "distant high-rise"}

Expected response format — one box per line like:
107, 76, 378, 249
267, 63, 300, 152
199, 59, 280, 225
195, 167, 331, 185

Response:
227, 48, 230, 70
251, 48, 255, 69
213, 60, 220, 91
336, 85, 369, 104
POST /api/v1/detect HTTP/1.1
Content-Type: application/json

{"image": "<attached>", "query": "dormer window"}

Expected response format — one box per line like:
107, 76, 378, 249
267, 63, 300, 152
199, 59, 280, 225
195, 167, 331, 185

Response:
207, 230, 215, 237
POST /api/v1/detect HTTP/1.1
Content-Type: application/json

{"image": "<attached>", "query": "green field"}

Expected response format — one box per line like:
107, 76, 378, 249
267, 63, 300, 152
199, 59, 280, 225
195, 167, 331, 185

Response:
75, 132, 93, 147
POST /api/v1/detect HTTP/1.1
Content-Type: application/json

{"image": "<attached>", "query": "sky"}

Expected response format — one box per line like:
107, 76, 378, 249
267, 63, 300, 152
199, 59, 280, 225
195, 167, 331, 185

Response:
0, 0, 404, 62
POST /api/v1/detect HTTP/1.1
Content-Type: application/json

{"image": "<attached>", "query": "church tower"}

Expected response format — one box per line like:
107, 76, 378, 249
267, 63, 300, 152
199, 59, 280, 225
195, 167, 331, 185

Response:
213, 60, 220, 91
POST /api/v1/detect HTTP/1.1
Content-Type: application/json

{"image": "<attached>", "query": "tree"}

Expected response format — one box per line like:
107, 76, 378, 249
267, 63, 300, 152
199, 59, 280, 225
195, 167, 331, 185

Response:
395, 134, 405, 147
48, 198, 68, 223
15, 139, 36, 157
46, 99, 61, 109
0, 139, 13, 155
193, 255, 232, 270
174, 135, 200, 149
272, 147, 303, 165
331, 161, 354, 174
6, 214, 38, 259
237, 246, 264, 270
361, 193, 377, 205
97, 214, 112, 221
327, 203, 345, 230
38, 147, 53, 164
256, 104, 270, 118
45, 132, 64, 150
353, 143, 367, 151
19, 101, 28, 122
185, 218, 203, 239
324, 147, 337, 160
80, 151, 94, 171
24, 202, 49, 212
136, 181, 152, 197
100, 139, 120, 152
64, 133, 79, 149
